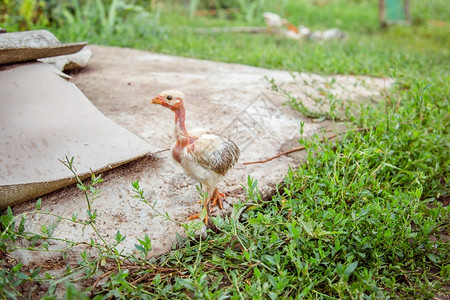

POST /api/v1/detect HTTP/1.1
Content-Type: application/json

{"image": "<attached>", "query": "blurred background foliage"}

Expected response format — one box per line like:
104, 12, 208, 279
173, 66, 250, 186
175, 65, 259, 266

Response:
0, 0, 450, 109
0, 0, 448, 103
2, 0, 449, 34
0, 0, 448, 120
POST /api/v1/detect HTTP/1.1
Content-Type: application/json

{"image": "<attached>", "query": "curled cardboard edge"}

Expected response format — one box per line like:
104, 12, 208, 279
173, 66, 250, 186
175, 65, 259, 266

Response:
0, 154, 149, 210
0, 44, 87, 65
0, 29, 87, 65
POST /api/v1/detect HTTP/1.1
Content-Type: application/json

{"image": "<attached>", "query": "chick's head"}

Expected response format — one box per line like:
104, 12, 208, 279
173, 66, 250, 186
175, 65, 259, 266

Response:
151, 90, 185, 111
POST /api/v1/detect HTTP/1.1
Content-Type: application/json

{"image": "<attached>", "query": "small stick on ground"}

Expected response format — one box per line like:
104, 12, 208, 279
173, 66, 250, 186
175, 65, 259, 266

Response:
91, 268, 117, 296
243, 128, 370, 165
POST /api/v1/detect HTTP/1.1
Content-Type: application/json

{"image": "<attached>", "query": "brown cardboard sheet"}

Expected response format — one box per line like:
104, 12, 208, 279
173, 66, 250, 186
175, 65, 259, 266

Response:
0, 62, 153, 209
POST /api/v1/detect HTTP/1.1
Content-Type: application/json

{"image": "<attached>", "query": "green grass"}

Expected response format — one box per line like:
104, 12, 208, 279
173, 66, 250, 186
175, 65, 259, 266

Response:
1, 0, 449, 298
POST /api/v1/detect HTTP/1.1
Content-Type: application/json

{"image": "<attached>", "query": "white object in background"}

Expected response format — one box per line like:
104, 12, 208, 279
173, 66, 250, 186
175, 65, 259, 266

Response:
39, 46, 93, 71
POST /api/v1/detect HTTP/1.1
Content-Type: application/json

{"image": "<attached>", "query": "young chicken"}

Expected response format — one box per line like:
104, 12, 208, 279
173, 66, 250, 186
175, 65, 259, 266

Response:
150, 90, 240, 223
263, 12, 299, 34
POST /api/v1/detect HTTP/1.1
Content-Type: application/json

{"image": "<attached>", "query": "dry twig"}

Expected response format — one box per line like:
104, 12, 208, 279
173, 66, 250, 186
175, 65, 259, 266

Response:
91, 268, 117, 296
243, 128, 370, 165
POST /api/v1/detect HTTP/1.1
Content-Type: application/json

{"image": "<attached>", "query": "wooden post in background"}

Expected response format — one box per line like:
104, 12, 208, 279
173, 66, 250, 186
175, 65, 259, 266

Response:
379, 0, 387, 28
404, 0, 411, 24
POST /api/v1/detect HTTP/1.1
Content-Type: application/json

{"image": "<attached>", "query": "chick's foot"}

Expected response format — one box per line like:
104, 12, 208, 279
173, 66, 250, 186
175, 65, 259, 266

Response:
210, 188, 225, 210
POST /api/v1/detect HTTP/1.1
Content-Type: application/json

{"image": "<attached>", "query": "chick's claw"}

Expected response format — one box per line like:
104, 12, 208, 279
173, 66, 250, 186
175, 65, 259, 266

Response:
186, 212, 200, 221
186, 212, 209, 224
211, 190, 225, 210
187, 202, 211, 224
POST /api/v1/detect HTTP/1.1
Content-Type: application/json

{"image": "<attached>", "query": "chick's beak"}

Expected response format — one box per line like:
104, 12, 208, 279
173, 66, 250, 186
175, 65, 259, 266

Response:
151, 95, 163, 104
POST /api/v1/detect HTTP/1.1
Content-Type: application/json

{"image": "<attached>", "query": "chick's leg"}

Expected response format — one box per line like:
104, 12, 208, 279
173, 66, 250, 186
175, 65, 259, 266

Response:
187, 189, 212, 224
210, 187, 225, 210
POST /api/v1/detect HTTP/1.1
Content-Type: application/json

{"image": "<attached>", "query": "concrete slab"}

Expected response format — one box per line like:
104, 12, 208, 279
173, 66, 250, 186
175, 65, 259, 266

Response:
8, 45, 392, 266
0, 30, 86, 65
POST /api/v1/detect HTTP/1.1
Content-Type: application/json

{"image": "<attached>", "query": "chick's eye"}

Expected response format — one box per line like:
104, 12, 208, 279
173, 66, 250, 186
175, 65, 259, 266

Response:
166, 96, 173, 101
